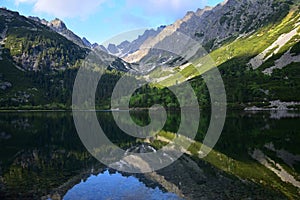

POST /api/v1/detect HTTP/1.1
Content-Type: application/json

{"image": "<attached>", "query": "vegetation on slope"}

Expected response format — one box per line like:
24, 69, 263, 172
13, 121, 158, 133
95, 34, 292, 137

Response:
130, 5, 300, 110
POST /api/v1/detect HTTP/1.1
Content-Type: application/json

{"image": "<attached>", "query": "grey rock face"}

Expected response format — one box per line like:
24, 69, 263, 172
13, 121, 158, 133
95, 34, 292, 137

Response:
107, 43, 120, 54
48, 18, 67, 31
82, 37, 92, 48
193, 0, 277, 49
120, 26, 165, 56
123, 0, 286, 65
29, 17, 88, 48
117, 40, 131, 50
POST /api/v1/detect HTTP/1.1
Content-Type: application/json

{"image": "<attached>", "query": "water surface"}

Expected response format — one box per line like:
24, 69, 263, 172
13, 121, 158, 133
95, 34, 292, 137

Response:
0, 110, 299, 199
64, 170, 182, 200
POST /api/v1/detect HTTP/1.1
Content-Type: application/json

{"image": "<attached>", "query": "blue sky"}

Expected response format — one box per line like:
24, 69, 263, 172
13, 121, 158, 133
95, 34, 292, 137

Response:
2, 0, 223, 45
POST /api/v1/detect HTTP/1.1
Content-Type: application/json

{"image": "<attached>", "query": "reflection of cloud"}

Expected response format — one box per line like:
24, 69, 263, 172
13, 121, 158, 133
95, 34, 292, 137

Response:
14, 0, 107, 18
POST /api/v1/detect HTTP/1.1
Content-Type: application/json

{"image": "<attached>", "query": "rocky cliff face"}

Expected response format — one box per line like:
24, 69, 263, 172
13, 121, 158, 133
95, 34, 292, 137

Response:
29, 17, 88, 48
1, 9, 87, 71
107, 43, 120, 54
48, 18, 67, 31
192, 0, 288, 49
1, 8, 133, 72
82, 37, 92, 48
123, 0, 289, 64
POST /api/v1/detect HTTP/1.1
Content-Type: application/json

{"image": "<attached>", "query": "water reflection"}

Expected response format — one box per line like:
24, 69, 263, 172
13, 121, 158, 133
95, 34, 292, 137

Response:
0, 110, 299, 199
64, 170, 182, 200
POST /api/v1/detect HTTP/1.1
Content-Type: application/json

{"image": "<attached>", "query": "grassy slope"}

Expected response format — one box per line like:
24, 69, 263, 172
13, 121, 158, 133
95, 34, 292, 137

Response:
134, 6, 298, 109
0, 9, 87, 109
157, 9, 300, 87
1, 10, 87, 70
1, 5, 300, 109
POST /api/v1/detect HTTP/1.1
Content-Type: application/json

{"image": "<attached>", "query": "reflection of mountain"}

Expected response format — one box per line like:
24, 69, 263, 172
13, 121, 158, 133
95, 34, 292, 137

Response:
0, 112, 136, 198
63, 170, 182, 200
0, 111, 299, 199
0, 1, 300, 198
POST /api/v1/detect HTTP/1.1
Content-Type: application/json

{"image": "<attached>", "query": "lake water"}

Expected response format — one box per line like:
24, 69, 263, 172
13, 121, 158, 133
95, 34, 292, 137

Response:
0, 110, 299, 199
64, 170, 182, 200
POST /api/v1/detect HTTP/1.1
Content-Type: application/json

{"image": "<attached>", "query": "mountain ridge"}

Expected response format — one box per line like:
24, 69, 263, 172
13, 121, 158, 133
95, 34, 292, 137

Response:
0, 0, 300, 111
28, 16, 89, 48
122, 0, 292, 65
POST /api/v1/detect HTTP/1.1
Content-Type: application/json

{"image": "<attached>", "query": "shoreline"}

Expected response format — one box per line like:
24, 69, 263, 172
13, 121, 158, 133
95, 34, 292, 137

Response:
0, 108, 299, 113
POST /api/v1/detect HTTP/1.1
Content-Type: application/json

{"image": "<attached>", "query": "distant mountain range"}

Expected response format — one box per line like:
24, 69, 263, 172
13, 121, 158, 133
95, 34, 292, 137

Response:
0, 0, 299, 110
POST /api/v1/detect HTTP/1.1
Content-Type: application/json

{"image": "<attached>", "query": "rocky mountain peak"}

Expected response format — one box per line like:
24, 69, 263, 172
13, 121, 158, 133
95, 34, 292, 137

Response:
102, 26, 165, 57
28, 16, 48, 26
195, 6, 213, 16
28, 16, 89, 48
221, 0, 237, 6
123, 0, 292, 65
49, 18, 67, 31
82, 37, 92, 47
107, 44, 119, 54
118, 40, 131, 49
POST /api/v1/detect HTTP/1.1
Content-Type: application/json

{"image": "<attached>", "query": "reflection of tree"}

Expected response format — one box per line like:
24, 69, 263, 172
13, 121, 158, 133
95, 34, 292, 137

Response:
1, 111, 299, 198
0, 112, 135, 198
0, 113, 94, 198
214, 112, 300, 161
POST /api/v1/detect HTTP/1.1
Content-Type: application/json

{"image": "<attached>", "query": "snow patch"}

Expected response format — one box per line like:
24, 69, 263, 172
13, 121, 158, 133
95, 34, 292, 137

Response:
248, 27, 300, 69
262, 50, 300, 75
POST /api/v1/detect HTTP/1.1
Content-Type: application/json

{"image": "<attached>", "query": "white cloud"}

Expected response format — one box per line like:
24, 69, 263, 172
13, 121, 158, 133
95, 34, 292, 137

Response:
126, 0, 207, 17
15, 0, 36, 5
14, 0, 107, 18
13, 0, 207, 28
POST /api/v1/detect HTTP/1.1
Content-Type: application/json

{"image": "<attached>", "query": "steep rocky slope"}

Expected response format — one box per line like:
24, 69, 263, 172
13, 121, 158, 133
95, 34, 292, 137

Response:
128, 0, 300, 109
0, 0, 300, 109
0, 8, 133, 108
123, 0, 292, 66
0, 8, 132, 72
29, 17, 88, 48
0, 9, 87, 71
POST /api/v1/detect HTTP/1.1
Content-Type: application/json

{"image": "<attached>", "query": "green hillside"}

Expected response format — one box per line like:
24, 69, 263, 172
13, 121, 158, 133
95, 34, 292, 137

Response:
131, 3, 300, 110
0, 8, 127, 110
0, 1, 300, 110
